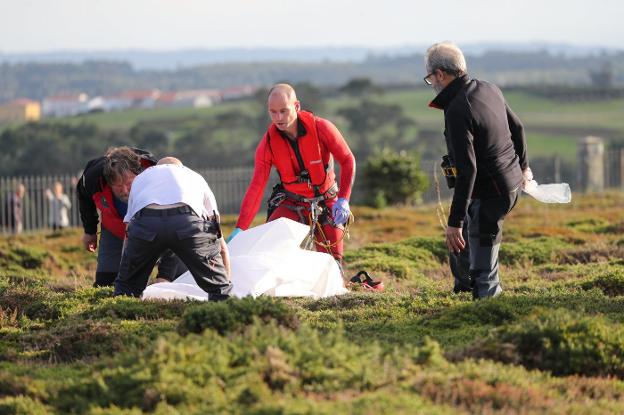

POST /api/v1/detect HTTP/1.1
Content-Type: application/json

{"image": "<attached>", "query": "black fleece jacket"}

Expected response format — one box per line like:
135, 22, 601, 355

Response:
76, 148, 156, 235
430, 75, 528, 228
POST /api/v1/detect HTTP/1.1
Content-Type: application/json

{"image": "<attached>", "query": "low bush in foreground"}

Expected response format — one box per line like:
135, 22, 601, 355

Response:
461, 308, 624, 378
56, 323, 444, 413
1, 193, 624, 413
581, 271, 624, 297
179, 296, 299, 335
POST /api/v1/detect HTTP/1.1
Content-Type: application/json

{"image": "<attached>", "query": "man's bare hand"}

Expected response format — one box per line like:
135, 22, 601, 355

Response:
82, 233, 98, 252
445, 226, 465, 253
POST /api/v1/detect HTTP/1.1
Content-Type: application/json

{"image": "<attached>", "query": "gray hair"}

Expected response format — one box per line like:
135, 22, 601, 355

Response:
103, 146, 143, 185
425, 42, 467, 76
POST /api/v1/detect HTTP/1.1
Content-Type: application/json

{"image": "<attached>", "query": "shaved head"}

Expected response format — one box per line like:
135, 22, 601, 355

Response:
268, 83, 297, 102
267, 83, 300, 136
157, 157, 183, 166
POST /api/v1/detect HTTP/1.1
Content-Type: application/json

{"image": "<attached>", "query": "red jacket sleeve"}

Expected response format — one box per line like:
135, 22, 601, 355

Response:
235, 135, 273, 230
317, 118, 356, 200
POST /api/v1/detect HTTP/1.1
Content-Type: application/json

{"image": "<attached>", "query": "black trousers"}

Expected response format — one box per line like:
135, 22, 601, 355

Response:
94, 228, 187, 287
114, 206, 232, 300
449, 189, 519, 299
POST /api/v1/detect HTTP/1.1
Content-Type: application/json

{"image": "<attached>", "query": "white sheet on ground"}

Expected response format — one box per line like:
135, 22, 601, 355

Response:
142, 217, 348, 301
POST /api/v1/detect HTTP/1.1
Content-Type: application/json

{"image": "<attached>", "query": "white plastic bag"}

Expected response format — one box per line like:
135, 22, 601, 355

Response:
522, 180, 571, 203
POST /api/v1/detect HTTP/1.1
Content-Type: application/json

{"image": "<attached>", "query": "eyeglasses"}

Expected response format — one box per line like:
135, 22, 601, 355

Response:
423, 71, 435, 85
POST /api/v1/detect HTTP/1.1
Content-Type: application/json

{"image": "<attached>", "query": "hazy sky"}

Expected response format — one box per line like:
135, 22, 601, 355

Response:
1, 0, 622, 52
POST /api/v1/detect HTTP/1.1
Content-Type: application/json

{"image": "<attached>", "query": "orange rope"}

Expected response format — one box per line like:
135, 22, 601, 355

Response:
305, 210, 354, 251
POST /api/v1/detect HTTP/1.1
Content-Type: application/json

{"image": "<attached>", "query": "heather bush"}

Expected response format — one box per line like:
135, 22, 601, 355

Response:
0, 396, 51, 415
58, 322, 440, 412
1, 193, 623, 413
28, 319, 174, 362
581, 271, 624, 297
499, 236, 572, 265
463, 308, 624, 377
81, 296, 189, 320
344, 237, 446, 279
0, 246, 50, 271
179, 296, 299, 335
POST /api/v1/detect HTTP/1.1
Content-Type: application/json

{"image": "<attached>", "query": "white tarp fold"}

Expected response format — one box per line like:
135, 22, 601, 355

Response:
142, 218, 348, 301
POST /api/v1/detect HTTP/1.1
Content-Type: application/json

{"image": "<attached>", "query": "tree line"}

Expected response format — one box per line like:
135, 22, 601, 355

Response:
0, 81, 430, 174
1, 50, 623, 103
0, 81, 434, 205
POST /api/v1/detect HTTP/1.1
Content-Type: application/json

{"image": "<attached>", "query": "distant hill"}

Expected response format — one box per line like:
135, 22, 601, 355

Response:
1, 43, 621, 70
1, 46, 623, 103
0, 47, 399, 70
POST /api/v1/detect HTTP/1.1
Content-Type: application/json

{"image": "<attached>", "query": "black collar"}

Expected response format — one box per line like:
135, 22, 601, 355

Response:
278, 117, 307, 140
429, 75, 470, 110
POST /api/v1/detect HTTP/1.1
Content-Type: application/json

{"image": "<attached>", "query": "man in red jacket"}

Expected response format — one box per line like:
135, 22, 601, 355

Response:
227, 84, 356, 263
77, 146, 185, 286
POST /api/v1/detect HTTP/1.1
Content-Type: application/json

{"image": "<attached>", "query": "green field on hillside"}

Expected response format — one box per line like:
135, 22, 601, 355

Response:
58, 100, 260, 131
1, 192, 623, 413
45, 89, 624, 160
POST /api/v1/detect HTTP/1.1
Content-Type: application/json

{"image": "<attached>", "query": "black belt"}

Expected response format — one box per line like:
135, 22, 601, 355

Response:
139, 205, 195, 217
283, 182, 338, 203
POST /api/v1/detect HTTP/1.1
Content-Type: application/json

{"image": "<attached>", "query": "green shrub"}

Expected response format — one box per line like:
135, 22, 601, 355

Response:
581, 271, 624, 297
0, 285, 115, 321
566, 218, 610, 233
429, 296, 522, 329
21, 319, 173, 363
0, 396, 51, 415
0, 372, 29, 397
405, 237, 448, 262
179, 296, 299, 335
0, 247, 50, 271
344, 237, 445, 280
0, 271, 48, 291
362, 149, 429, 207
81, 296, 188, 320
87, 406, 144, 415
39, 317, 624, 414
499, 237, 572, 265
0, 285, 61, 320
57, 322, 443, 413
566, 218, 624, 235
463, 308, 624, 378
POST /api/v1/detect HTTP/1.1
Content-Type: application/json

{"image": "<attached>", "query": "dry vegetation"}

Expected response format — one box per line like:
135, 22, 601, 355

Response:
1, 192, 623, 414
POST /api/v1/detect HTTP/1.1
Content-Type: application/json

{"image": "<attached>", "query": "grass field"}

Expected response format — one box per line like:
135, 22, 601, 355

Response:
1, 192, 623, 413
67, 91, 624, 137
34, 88, 624, 167
56, 99, 260, 131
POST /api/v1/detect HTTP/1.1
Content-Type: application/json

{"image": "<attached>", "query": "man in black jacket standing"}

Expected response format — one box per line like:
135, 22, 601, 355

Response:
425, 42, 532, 299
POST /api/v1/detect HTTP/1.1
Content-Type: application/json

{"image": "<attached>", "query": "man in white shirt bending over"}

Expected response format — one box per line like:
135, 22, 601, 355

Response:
114, 157, 232, 300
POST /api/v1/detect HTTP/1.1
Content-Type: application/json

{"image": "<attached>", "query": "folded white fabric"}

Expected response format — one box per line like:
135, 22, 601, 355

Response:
142, 218, 348, 301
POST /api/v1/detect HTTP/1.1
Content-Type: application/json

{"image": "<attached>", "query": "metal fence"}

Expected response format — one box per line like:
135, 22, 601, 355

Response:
0, 167, 278, 234
1, 151, 622, 235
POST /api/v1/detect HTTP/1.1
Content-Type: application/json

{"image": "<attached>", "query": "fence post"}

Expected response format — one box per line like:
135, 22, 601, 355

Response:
577, 136, 605, 192
617, 147, 624, 190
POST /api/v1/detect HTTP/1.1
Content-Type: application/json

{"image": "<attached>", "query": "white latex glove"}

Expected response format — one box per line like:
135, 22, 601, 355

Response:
522, 167, 533, 190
